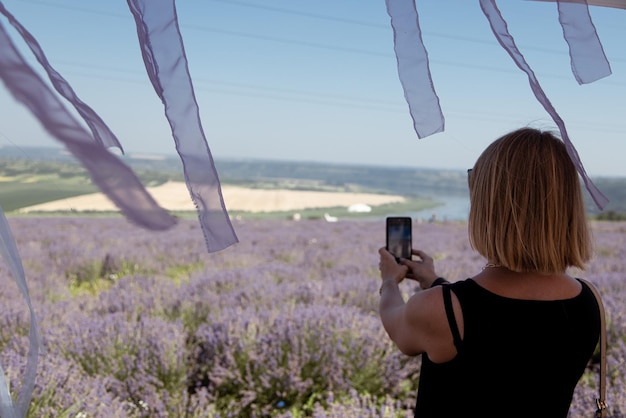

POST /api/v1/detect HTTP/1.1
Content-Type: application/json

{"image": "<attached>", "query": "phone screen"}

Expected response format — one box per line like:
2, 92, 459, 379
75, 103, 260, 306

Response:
386, 217, 412, 261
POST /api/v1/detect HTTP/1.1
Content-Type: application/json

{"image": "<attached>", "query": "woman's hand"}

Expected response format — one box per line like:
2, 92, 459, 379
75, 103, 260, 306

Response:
378, 247, 409, 284
400, 249, 439, 289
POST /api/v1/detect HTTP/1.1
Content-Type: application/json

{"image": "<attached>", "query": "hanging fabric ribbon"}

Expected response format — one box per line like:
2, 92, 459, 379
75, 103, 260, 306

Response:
0, 2, 124, 152
555, 1, 612, 84
530, 0, 626, 11
384, 0, 444, 138
386, 0, 610, 209
127, 0, 239, 252
0, 206, 41, 418
0, 19, 177, 231
479, 0, 608, 209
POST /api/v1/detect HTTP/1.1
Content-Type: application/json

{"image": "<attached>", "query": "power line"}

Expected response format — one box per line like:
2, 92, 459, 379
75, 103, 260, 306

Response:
181, 24, 392, 57
17, 0, 626, 63
205, 0, 626, 62
16, 0, 128, 20
51, 60, 403, 105
5, 1, 625, 130
49, 68, 408, 112
34, 67, 626, 135
207, 0, 387, 29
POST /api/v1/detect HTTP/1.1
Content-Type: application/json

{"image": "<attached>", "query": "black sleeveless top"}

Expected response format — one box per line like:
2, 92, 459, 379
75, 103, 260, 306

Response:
414, 279, 600, 418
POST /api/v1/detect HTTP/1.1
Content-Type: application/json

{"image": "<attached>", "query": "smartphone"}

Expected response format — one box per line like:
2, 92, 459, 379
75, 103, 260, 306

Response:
386, 217, 412, 262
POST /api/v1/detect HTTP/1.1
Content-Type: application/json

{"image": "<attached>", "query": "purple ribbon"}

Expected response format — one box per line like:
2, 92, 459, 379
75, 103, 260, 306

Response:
480, 0, 608, 209
556, 0, 612, 84
127, 0, 239, 252
0, 2, 124, 152
530, 0, 626, 11
0, 20, 177, 230
387, 0, 610, 209
0, 206, 40, 418
384, 0, 444, 138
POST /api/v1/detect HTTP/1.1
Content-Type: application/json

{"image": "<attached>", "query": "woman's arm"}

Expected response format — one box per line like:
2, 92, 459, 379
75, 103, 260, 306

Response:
378, 248, 446, 356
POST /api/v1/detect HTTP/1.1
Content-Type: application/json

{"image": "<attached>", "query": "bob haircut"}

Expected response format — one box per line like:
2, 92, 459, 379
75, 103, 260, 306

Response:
468, 128, 591, 273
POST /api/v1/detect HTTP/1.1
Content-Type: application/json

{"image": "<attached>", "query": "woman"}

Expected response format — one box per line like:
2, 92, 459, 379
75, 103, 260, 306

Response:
378, 128, 601, 417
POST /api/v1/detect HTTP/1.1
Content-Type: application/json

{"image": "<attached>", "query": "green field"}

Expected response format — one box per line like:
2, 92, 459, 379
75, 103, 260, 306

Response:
0, 181, 98, 212
0, 159, 92, 211
0, 158, 439, 218
165, 197, 438, 222
5, 153, 626, 219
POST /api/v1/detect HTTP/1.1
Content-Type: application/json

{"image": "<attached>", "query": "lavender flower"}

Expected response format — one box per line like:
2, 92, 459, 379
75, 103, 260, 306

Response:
0, 218, 623, 417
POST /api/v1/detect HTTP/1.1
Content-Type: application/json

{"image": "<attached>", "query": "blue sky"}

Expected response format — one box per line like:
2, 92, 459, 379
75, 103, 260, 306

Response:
1, 0, 625, 176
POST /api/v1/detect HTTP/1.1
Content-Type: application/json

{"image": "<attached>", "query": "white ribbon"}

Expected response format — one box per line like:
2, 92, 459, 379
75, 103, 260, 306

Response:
0, 207, 40, 418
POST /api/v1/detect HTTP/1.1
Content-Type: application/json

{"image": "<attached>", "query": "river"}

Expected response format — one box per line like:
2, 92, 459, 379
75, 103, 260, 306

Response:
409, 194, 470, 222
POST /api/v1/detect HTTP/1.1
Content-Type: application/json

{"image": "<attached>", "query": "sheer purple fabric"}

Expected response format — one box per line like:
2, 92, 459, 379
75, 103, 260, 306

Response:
556, 1, 612, 84
0, 21, 177, 230
479, 0, 608, 209
387, 0, 610, 209
531, 0, 626, 9
385, 0, 444, 138
127, 0, 238, 252
0, 3, 123, 151
0, 206, 40, 418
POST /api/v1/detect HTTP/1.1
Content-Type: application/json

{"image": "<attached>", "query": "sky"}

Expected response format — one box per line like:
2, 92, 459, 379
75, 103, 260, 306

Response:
0, 0, 625, 177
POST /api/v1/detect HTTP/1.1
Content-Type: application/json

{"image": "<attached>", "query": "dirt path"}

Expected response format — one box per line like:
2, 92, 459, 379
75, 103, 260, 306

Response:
18, 181, 405, 213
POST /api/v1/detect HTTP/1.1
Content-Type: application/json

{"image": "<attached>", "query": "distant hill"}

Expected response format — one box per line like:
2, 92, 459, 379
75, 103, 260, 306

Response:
0, 145, 469, 199
1, 145, 625, 216
589, 178, 626, 219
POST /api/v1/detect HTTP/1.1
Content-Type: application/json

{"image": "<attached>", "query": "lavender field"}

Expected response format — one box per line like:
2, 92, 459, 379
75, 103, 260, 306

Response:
1, 217, 625, 417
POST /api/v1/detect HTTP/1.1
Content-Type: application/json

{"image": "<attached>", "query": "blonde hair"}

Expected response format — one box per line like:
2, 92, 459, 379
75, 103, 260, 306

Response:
468, 128, 591, 273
